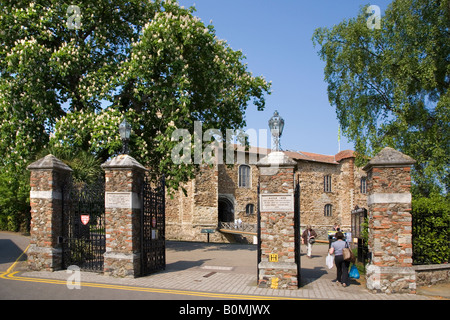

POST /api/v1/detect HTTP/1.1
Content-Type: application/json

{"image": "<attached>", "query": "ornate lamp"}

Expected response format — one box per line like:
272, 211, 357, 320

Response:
119, 118, 132, 155
268, 110, 285, 151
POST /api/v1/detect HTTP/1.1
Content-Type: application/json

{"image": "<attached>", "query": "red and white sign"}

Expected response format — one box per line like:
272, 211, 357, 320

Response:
80, 215, 90, 225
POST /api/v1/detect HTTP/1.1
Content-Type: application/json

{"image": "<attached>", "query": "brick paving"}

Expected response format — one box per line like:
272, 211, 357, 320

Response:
20, 241, 433, 300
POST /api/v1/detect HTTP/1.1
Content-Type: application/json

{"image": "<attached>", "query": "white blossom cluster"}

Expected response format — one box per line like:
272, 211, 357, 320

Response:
0, 1, 271, 191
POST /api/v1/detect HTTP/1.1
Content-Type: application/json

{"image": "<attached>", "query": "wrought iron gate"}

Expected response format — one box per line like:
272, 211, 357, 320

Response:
257, 181, 261, 283
141, 175, 166, 276
351, 207, 369, 266
294, 179, 301, 287
61, 177, 106, 272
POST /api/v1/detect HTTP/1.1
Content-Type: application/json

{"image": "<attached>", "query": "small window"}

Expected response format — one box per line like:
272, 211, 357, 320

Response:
324, 175, 332, 192
239, 165, 251, 188
360, 177, 367, 194
245, 204, 254, 215
324, 204, 332, 217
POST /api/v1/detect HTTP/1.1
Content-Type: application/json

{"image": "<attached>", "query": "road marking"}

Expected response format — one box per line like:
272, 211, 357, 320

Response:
1, 245, 306, 300
1, 271, 304, 300
5, 244, 30, 274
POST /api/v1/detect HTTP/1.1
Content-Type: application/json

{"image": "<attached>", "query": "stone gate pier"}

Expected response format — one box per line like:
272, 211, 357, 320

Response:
27, 155, 73, 271
256, 151, 299, 290
101, 154, 147, 278
363, 147, 416, 294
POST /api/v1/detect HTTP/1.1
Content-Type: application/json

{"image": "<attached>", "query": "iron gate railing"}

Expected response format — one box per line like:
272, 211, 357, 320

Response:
61, 177, 106, 272
294, 179, 301, 287
257, 181, 261, 283
351, 207, 369, 267
141, 175, 166, 276
218, 221, 257, 234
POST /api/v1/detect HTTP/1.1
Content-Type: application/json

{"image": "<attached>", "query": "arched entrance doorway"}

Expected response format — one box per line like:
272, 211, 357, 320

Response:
218, 197, 234, 223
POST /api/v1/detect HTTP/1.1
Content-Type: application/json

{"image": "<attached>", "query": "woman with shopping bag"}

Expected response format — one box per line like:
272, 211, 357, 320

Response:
328, 231, 350, 287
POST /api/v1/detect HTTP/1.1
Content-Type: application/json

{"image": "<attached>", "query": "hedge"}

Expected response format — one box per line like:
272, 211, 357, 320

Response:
412, 194, 450, 265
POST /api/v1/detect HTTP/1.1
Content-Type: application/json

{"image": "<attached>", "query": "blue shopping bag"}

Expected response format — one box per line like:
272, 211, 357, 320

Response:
349, 265, 360, 279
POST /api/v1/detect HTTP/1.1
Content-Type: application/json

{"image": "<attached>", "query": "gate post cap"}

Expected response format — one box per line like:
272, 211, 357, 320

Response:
101, 154, 147, 172
363, 147, 416, 172
27, 154, 73, 172
257, 151, 297, 167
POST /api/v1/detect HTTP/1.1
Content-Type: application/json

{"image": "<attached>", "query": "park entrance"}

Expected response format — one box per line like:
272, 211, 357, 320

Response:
59, 172, 167, 276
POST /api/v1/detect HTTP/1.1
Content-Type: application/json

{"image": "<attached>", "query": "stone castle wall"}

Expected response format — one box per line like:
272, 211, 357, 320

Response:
165, 150, 368, 243
218, 163, 259, 224
296, 158, 367, 238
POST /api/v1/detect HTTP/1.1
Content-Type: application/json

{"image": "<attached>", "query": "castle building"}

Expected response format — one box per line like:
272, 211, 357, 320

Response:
165, 146, 368, 243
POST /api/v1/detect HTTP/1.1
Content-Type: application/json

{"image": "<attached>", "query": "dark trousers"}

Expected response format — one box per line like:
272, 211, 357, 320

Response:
334, 255, 350, 285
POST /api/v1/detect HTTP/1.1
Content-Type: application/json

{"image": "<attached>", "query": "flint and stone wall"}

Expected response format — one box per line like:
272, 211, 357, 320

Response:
257, 152, 298, 290
364, 147, 417, 294
102, 155, 147, 278
166, 164, 221, 242
27, 155, 72, 271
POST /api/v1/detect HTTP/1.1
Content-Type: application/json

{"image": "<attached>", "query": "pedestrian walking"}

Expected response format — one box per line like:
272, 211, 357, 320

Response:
302, 225, 317, 259
328, 231, 350, 287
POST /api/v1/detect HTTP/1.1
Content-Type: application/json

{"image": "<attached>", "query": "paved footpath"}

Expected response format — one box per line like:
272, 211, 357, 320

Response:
4, 234, 438, 300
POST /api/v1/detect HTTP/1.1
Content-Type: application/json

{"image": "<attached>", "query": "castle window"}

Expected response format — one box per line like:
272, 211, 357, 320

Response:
360, 177, 367, 194
239, 165, 251, 188
324, 204, 333, 217
246, 204, 254, 215
324, 175, 332, 192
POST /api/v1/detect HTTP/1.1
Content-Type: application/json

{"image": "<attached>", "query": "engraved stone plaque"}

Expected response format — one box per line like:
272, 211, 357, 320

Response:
260, 194, 294, 212
105, 192, 132, 209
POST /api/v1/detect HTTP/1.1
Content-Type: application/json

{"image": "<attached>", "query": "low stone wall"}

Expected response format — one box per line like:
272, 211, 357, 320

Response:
414, 264, 450, 287
366, 265, 416, 294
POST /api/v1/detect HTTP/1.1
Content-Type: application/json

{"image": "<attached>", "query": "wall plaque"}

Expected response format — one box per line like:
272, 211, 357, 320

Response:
260, 194, 293, 212
105, 192, 132, 209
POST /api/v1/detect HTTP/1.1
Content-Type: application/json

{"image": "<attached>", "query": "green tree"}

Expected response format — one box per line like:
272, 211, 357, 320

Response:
0, 0, 271, 230
0, 169, 30, 232
51, 1, 271, 190
312, 0, 449, 196
1, 0, 160, 170
37, 146, 103, 184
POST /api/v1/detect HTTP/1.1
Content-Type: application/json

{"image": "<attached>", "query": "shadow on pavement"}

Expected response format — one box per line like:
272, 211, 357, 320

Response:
166, 241, 256, 252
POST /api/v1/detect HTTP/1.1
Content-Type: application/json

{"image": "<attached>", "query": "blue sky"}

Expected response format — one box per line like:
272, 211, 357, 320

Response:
179, 0, 393, 156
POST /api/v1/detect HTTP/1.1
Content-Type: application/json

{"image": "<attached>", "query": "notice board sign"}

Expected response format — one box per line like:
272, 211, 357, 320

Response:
260, 194, 294, 212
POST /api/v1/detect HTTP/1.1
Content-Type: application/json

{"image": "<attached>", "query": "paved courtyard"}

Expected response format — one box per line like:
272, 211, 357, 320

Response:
18, 240, 438, 300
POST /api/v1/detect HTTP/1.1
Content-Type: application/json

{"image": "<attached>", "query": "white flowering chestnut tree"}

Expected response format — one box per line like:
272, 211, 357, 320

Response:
0, 0, 271, 229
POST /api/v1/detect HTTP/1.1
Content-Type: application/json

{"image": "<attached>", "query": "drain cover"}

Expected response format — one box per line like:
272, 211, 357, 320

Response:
203, 272, 216, 278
